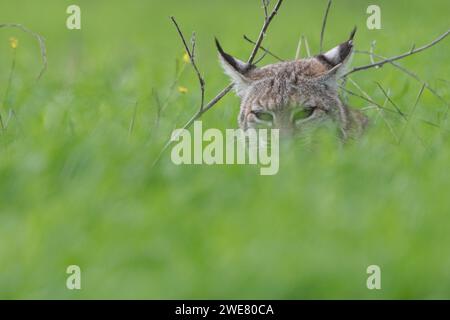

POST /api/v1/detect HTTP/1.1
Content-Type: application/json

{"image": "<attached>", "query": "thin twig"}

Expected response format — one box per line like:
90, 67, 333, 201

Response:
191, 32, 197, 59
262, 0, 270, 20
248, 0, 284, 64
375, 82, 407, 120
254, 50, 269, 64
372, 82, 428, 147
379, 93, 398, 139
153, 0, 285, 165
152, 84, 234, 166
319, 0, 332, 53
355, 49, 449, 118
399, 84, 426, 143
346, 78, 373, 102
244, 27, 449, 117
0, 23, 47, 80
342, 29, 450, 77
340, 85, 443, 130
355, 50, 446, 103
372, 82, 427, 145
340, 84, 398, 116
343, 81, 400, 141
377, 92, 400, 143
344, 80, 399, 116
243, 35, 284, 62
170, 17, 205, 111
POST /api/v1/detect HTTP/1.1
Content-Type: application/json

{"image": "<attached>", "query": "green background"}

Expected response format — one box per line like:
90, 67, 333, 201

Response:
0, 0, 449, 299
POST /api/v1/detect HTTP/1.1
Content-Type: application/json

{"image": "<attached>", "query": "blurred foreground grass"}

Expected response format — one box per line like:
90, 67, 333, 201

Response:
0, 0, 450, 299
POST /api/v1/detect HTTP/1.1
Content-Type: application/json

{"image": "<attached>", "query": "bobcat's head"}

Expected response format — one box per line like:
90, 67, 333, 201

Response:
217, 29, 367, 138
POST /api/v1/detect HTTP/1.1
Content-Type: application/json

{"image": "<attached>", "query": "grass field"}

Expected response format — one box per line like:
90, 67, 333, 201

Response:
0, 0, 450, 299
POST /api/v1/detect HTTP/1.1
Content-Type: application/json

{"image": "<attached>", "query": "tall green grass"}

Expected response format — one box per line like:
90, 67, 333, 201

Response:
0, 0, 449, 299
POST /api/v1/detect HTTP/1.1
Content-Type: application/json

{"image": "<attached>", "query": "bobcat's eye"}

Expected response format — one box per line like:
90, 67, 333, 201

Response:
252, 111, 274, 123
292, 107, 315, 123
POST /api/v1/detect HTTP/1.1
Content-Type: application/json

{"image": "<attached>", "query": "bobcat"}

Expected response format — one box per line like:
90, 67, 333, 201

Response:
216, 29, 368, 140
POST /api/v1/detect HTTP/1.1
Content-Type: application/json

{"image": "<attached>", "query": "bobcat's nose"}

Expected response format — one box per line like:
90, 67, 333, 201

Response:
277, 126, 295, 137
272, 119, 294, 137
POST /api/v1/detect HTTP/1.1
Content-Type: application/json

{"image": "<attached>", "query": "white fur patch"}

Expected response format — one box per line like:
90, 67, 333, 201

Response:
324, 46, 341, 64
218, 55, 251, 97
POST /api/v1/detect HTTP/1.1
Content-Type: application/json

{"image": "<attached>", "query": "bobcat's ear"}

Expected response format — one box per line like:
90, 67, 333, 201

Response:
216, 38, 254, 97
316, 27, 356, 78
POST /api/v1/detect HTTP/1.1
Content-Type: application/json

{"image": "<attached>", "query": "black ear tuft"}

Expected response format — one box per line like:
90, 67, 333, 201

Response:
316, 28, 356, 68
337, 40, 353, 63
215, 38, 244, 72
349, 26, 357, 41
215, 38, 256, 97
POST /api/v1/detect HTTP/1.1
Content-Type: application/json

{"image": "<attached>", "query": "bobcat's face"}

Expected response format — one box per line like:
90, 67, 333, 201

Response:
239, 60, 343, 136
216, 30, 367, 138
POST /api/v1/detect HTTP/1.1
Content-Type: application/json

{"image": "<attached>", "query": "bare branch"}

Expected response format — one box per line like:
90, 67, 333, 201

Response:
200, 84, 235, 114
343, 80, 400, 141
262, 0, 270, 20
170, 17, 205, 111
347, 78, 374, 104
171, 0, 284, 113
375, 82, 407, 121
0, 23, 47, 80
152, 84, 233, 166
342, 29, 450, 77
254, 50, 269, 64
355, 49, 449, 108
190, 32, 197, 59
412, 84, 426, 117
373, 81, 426, 145
340, 86, 392, 112
243, 35, 284, 62
319, 0, 332, 53
248, 0, 285, 64
340, 84, 443, 130
399, 84, 426, 143
340, 83, 399, 116
375, 82, 425, 146
154, 1, 285, 165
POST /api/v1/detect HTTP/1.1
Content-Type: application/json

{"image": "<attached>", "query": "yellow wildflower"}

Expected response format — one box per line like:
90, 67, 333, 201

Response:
182, 52, 190, 64
178, 86, 188, 94
9, 37, 18, 49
